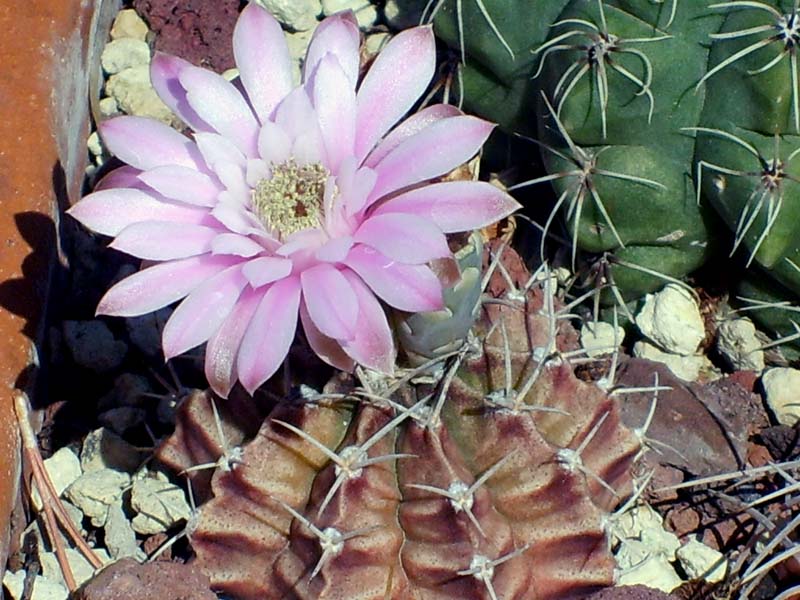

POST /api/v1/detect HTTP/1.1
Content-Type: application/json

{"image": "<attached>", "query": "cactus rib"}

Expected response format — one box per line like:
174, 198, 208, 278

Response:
422, 0, 515, 63
533, 1, 669, 138
699, 0, 800, 131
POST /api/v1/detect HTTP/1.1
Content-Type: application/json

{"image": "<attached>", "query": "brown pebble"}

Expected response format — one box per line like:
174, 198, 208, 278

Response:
77, 558, 216, 600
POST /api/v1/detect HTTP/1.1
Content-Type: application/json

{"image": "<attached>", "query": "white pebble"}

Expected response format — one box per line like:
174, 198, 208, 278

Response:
131, 477, 193, 535
716, 317, 764, 372
110, 9, 150, 41
762, 367, 800, 426
252, 0, 321, 31
580, 321, 625, 358
98, 96, 120, 118
676, 539, 727, 584
633, 340, 713, 382
3, 571, 68, 600
636, 284, 705, 355
101, 38, 151, 75
65, 469, 130, 527
321, 0, 378, 28
32, 446, 82, 511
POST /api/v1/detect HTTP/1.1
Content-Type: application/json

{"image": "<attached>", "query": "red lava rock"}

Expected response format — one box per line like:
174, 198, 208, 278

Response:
77, 558, 217, 600
727, 369, 759, 393
134, 0, 240, 71
143, 532, 170, 560
585, 584, 679, 599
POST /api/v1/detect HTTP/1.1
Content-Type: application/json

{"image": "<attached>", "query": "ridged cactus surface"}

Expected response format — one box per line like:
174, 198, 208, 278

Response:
158, 248, 641, 599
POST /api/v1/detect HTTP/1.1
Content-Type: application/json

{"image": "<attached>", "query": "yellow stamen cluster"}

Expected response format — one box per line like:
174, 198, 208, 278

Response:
252, 160, 328, 237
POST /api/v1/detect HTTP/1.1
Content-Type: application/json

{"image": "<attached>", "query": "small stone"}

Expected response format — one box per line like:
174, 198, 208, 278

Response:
40, 548, 110, 588
716, 317, 765, 372
32, 446, 82, 510
131, 477, 192, 535
63, 320, 127, 373
87, 131, 105, 158
762, 367, 800, 426
616, 554, 683, 592
364, 32, 391, 61
101, 38, 150, 75
98, 97, 120, 118
98, 373, 151, 410
110, 9, 150, 42
676, 539, 727, 584
633, 340, 712, 382
75, 559, 217, 600
65, 469, 131, 527
384, 0, 424, 29
636, 284, 705, 355
105, 65, 181, 127
81, 428, 146, 474
125, 307, 170, 358
105, 502, 143, 561
581, 321, 625, 358
3, 570, 68, 600
612, 504, 681, 560
98, 407, 147, 435
253, 0, 321, 31
321, 0, 378, 28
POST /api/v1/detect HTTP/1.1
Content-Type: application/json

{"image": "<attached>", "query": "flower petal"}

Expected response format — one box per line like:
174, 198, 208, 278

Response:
344, 245, 443, 311
150, 53, 213, 132
194, 132, 247, 169
162, 264, 248, 359
205, 287, 261, 398
179, 65, 259, 157
304, 12, 360, 87
257, 121, 292, 165
372, 181, 520, 232
100, 116, 200, 171
340, 270, 395, 373
211, 233, 266, 257
354, 213, 450, 264
364, 103, 461, 168
237, 277, 301, 394
299, 301, 355, 372
97, 255, 239, 317
241, 256, 293, 287
233, 3, 293, 123
110, 222, 218, 260
369, 116, 495, 201
315, 235, 353, 262
354, 26, 436, 161
95, 166, 143, 191
312, 54, 356, 173
300, 264, 358, 340
68, 189, 209, 237
138, 166, 221, 206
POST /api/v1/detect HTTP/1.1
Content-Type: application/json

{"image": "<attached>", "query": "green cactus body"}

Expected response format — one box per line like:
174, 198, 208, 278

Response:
160, 250, 641, 599
434, 0, 800, 315
694, 1, 800, 297
533, 1, 722, 299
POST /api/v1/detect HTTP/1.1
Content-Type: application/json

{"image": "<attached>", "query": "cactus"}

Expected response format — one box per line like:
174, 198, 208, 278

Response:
430, 0, 800, 317
157, 245, 641, 599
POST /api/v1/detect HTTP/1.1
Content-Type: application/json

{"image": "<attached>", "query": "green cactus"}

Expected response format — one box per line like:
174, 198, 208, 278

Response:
430, 0, 800, 342
157, 246, 642, 599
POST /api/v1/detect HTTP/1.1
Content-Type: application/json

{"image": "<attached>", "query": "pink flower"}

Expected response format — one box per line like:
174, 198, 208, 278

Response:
69, 4, 519, 397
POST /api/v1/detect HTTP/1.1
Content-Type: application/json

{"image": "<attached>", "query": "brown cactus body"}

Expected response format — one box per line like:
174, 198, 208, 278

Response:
168, 249, 641, 600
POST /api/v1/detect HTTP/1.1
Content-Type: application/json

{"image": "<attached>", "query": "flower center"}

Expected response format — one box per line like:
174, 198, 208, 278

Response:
252, 160, 328, 237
